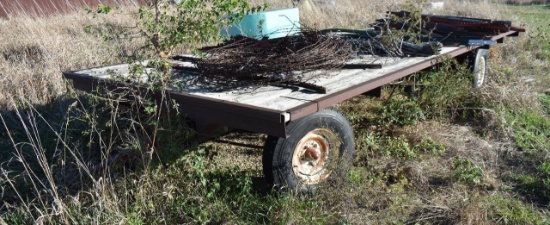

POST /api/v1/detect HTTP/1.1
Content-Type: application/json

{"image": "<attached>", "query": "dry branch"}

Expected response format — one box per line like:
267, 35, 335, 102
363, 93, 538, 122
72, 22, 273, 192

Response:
195, 28, 356, 93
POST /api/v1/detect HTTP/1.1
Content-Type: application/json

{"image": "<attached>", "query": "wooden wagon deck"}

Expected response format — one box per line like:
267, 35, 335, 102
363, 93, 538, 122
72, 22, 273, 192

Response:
63, 31, 518, 138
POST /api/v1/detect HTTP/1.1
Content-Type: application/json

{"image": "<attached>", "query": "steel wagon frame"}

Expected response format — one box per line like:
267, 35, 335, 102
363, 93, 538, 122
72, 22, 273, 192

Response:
63, 29, 520, 190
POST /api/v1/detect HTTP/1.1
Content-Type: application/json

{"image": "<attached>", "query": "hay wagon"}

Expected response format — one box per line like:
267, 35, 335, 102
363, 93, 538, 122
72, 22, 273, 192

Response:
63, 11, 522, 191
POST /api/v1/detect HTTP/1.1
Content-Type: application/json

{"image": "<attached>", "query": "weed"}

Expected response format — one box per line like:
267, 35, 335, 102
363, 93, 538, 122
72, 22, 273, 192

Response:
416, 59, 484, 121
416, 138, 446, 155
452, 158, 483, 185
509, 158, 550, 207
488, 196, 549, 225
507, 102, 550, 151
378, 96, 424, 127
383, 136, 417, 158
538, 161, 550, 201
2, 209, 31, 225
540, 94, 550, 114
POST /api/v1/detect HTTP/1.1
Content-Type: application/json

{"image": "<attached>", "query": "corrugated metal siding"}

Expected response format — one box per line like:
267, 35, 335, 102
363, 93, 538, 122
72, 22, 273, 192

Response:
0, 0, 148, 19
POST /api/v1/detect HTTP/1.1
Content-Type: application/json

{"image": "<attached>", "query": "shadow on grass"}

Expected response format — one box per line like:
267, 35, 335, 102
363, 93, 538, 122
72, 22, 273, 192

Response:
0, 96, 87, 206
0, 92, 276, 223
501, 152, 550, 208
0, 92, 191, 206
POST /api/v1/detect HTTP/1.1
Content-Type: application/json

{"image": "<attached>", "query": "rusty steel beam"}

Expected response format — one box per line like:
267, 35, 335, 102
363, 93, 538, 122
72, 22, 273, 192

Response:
167, 91, 288, 137
63, 71, 289, 137
63, 30, 518, 138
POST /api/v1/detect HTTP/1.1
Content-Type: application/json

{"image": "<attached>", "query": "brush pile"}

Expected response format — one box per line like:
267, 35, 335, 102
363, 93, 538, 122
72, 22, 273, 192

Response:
192, 26, 439, 92
195, 29, 356, 93
190, 10, 523, 93
337, 31, 443, 57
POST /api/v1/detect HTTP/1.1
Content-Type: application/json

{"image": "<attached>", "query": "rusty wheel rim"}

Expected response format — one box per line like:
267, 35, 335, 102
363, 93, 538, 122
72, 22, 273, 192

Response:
292, 128, 339, 185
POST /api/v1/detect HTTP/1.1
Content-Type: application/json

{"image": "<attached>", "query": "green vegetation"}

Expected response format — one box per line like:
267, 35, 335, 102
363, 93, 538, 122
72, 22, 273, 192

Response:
502, 3, 550, 73
507, 105, 550, 151
1, 1, 550, 225
505, 4, 550, 51
453, 158, 484, 185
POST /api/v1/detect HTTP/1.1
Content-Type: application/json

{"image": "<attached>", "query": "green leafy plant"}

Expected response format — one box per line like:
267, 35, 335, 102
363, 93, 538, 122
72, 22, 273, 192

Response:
380, 136, 445, 159
396, 0, 429, 43
377, 96, 424, 127
507, 107, 550, 151
539, 161, 550, 193
488, 196, 548, 225
415, 138, 445, 155
383, 136, 417, 158
85, 3, 114, 17
519, 160, 550, 204
138, 0, 265, 59
452, 158, 483, 185
88, 0, 266, 86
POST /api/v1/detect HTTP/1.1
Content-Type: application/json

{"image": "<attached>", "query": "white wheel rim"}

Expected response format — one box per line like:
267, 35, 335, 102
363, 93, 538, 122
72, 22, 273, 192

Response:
474, 55, 486, 87
292, 128, 339, 185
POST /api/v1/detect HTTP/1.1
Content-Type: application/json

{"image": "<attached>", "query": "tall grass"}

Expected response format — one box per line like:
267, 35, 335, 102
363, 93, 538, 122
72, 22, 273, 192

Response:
0, 6, 149, 110
1, 0, 549, 224
0, 0, 511, 109
0, 0, 146, 19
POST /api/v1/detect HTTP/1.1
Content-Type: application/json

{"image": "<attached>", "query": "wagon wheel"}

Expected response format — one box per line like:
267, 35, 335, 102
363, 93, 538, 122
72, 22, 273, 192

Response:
262, 108, 354, 191
472, 49, 489, 88
457, 48, 490, 88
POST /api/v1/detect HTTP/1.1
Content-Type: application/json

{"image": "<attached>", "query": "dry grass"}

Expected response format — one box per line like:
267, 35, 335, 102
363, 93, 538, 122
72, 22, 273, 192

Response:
0, 7, 148, 109
279, 0, 508, 28
0, 0, 514, 109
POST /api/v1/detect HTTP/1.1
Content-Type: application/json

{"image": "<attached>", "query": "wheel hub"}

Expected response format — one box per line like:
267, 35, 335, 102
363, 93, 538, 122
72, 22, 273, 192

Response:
292, 128, 339, 185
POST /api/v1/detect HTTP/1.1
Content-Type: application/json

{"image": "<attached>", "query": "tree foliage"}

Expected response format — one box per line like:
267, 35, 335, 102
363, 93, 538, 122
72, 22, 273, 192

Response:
138, 0, 266, 58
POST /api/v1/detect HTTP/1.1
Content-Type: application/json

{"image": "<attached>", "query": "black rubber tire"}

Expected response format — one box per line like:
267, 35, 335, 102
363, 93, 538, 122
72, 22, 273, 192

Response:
262, 108, 354, 191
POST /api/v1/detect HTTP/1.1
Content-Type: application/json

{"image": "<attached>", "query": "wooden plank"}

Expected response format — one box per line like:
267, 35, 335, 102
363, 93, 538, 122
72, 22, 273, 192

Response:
64, 31, 518, 137
173, 47, 458, 112
69, 47, 459, 115
64, 70, 289, 137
